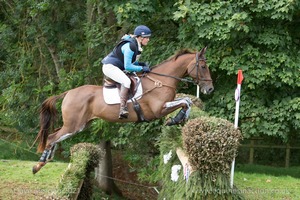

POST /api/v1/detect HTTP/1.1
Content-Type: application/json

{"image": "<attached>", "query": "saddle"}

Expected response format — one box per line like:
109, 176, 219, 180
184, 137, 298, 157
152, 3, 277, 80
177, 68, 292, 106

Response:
103, 73, 139, 99
103, 73, 147, 122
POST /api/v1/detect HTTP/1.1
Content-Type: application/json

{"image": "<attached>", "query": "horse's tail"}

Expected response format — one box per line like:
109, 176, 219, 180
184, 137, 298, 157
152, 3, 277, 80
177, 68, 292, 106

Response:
35, 92, 68, 153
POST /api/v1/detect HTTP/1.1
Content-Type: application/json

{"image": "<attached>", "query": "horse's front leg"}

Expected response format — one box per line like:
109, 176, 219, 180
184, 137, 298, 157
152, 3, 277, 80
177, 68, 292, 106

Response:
162, 97, 192, 126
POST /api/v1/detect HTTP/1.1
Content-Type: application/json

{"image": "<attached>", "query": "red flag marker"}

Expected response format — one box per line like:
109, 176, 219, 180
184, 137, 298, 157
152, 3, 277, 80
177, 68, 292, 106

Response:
237, 70, 244, 85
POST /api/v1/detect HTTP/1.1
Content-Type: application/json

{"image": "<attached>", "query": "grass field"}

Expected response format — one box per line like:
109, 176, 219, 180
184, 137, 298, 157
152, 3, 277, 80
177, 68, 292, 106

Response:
1, 159, 299, 200
0, 160, 68, 200
234, 165, 300, 200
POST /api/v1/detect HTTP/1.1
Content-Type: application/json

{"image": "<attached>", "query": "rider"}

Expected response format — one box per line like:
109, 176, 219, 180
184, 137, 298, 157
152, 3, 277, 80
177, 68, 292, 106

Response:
102, 25, 151, 119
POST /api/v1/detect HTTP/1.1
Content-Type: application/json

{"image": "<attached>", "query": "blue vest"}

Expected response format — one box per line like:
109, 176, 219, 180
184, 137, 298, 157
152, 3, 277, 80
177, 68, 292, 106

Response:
102, 37, 141, 70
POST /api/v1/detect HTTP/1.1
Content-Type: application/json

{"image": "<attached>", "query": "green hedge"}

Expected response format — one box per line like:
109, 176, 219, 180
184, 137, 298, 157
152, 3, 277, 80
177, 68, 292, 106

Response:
54, 143, 103, 199
156, 107, 245, 199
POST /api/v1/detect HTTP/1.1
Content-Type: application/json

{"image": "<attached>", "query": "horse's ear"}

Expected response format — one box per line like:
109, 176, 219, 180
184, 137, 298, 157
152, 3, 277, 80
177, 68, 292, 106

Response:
199, 46, 207, 57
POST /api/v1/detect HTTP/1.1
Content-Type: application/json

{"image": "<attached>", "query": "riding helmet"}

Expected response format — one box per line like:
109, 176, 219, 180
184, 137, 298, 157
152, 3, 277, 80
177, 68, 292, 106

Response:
134, 25, 151, 37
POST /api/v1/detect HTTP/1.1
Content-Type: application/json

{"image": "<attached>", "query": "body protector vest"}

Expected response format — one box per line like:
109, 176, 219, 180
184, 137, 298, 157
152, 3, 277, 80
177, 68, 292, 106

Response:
102, 36, 141, 71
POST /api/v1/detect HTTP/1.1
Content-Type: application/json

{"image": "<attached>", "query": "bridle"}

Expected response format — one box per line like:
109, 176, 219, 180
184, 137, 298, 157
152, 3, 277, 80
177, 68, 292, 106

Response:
136, 52, 213, 97
148, 52, 212, 85
188, 52, 213, 84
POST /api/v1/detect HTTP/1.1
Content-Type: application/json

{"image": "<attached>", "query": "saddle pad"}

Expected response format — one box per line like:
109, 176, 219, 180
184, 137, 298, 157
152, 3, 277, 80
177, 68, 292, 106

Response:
103, 80, 143, 105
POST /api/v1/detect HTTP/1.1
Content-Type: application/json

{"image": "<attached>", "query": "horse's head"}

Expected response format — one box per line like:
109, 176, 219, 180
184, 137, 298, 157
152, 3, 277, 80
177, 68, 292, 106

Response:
187, 47, 214, 94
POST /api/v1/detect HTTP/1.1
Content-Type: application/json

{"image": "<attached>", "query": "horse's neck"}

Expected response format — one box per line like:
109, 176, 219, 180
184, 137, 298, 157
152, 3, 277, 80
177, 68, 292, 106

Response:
152, 54, 194, 78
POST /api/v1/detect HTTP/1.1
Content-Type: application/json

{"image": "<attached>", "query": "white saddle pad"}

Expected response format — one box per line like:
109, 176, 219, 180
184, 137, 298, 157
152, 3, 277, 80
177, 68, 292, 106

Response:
103, 77, 143, 105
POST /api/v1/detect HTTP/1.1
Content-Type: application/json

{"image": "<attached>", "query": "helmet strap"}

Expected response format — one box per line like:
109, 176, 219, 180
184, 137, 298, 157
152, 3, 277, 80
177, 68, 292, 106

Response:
135, 37, 143, 51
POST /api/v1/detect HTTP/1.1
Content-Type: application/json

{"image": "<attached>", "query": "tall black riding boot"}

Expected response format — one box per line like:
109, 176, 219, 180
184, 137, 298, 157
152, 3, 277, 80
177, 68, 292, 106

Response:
119, 85, 129, 119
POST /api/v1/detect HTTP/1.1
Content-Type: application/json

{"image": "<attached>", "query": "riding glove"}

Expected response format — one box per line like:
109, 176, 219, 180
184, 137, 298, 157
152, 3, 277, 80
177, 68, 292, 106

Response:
142, 66, 151, 73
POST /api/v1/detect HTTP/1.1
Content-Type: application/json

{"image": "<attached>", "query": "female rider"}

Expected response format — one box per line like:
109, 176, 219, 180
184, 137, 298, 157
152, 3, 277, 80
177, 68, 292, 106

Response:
102, 25, 151, 119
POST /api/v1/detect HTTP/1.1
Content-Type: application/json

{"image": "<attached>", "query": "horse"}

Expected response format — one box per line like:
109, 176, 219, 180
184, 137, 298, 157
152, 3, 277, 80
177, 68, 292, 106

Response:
32, 47, 214, 174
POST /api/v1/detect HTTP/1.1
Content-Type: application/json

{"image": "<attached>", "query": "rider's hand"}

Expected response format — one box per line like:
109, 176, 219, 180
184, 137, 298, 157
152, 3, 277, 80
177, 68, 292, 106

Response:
142, 66, 150, 73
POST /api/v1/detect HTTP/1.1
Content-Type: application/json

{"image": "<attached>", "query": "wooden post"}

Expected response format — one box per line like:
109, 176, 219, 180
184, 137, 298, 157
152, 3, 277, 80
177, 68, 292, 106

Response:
285, 143, 290, 168
249, 140, 254, 164
96, 140, 122, 195
176, 148, 195, 175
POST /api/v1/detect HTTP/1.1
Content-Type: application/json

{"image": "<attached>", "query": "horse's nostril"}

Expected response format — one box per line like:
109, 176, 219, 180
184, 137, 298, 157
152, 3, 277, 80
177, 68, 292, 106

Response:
208, 87, 214, 94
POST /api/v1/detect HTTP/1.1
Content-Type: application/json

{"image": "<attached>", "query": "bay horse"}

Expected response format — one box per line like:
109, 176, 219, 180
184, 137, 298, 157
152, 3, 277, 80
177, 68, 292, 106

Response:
32, 47, 214, 174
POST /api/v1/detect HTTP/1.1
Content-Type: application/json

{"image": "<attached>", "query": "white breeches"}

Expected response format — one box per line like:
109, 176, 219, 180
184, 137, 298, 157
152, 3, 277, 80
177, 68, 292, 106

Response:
102, 64, 131, 88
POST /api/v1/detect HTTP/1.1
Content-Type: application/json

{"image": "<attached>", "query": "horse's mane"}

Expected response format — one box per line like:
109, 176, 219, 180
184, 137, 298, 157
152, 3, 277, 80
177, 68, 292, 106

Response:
168, 49, 196, 61
152, 49, 196, 68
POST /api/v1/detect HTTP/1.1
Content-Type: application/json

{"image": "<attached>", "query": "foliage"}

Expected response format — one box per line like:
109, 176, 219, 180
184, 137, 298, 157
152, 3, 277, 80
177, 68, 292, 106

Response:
171, 0, 300, 141
111, 119, 163, 176
182, 171, 244, 200
182, 117, 242, 176
56, 143, 103, 199
116, 119, 163, 149
154, 114, 244, 199
0, 131, 38, 160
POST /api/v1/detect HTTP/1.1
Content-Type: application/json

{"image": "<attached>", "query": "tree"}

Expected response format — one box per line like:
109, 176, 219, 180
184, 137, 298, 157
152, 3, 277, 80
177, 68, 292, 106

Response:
172, 0, 300, 141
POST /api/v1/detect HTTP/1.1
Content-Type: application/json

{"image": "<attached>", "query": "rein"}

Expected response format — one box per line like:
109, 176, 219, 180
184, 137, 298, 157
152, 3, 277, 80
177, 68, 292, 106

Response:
148, 71, 195, 84
136, 52, 212, 98
135, 74, 176, 99
146, 52, 212, 85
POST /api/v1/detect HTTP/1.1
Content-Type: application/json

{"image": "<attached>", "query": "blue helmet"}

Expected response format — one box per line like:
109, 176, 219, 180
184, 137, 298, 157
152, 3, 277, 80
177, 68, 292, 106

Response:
134, 25, 151, 37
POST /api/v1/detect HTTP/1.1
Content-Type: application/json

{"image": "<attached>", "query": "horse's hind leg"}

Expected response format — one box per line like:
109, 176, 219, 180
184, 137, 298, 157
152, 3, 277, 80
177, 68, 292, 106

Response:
32, 126, 83, 174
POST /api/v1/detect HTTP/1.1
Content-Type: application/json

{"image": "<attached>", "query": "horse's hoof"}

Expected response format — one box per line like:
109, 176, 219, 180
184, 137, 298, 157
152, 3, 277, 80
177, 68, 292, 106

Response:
32, 166, 39, 174
32, 162, 45, 174
165, 118, 175, 126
